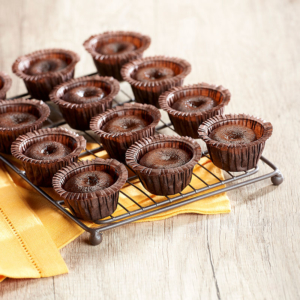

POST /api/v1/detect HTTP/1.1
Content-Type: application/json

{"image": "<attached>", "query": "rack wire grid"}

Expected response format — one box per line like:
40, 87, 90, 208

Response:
0, 72, 284, 245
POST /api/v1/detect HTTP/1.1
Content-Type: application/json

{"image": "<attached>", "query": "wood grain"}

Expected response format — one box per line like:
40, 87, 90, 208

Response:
0, 0, 299, 299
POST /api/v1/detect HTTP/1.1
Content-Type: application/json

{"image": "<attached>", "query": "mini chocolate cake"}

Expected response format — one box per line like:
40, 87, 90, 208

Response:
198, 114, 273, 172
12, 49, 80, 100
83, 31, 151, 81
50, 75, 119, 130
0, 99, 50, 153
159, 83, 231, 138
11, 128, 86, 186
90, 103, 161, 162
0, 72, 12, 100
139, 148, 192, 169
126, 135, 202, 196
52, 158, 128, 221
24, 141, 72, 161
121, 56, 191, 108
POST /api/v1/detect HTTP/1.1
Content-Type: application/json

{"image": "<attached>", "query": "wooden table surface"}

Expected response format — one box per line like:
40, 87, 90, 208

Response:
0, 0, 299, 299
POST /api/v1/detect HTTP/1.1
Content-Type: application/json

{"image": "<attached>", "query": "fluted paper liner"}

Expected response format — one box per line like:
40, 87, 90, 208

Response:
121, 56, 191, 108
126, 135, 202, 196
0, 98, 50, 153
90, 103, 161, 162
159, 83, 231, 138
50, 75, 120, 130
52, 158, 128, 221
12, 49, 80, 100
83, 31, 151, 81
0, 72, 12, 99
198, 114, 273, 172
11, 128, 86, 186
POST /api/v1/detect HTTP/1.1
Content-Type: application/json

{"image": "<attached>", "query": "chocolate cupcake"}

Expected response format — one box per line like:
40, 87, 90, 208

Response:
126, 135, 202, 195
11, 128, 86, 186
50, 75, 120, 130
198, 114, 273, 172
0, 99, 50, 153
83, 31, 151, 81
53, 158, 128, 221
121, 56, 191, 108
12, 49, 80, 100
0, 72, 12, 100
90, 103, 161, 162
159, 83, 231, 138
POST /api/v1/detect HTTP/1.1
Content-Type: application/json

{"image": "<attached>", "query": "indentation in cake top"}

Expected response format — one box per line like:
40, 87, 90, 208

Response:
172, 95, 217, 113
135, 66, 175, 82
0, 112, 38, 128
27, 58, 68, 75
24, 140, 72, 160
96, 41, 136, 55
209, 124, 257, 144
64, 170, 115, 193
139, 147, 192, 169
62, 86, 107, 104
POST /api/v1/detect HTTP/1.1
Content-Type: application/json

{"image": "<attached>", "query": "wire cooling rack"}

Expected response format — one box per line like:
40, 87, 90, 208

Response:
0, 72, 284, 245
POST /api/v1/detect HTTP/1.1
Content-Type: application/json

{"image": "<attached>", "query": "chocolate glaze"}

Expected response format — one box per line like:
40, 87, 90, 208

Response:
27, 58, 68, 75
64, 170, 115, 193
24, 140, 72, 161
62, 86, 106, 104
172, 95, 217, 113
0, 112, 38, 128
102, 115, 149, 134
96, 42, 136, 55
139, 147, 192, 169
209, 124, 257, 144
135, 67, 174, 82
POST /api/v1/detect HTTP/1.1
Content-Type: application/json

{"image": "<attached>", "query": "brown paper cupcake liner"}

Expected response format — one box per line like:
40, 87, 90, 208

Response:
126, 134, 202, 196
0, 72, 12, 100
11, 128, 86, 186
121, 56, 192, 108
49, 75, 120, 130
159, 83, 231, 138
12, 49, 80, 100
0, 98, 50, 153
90, 103, 161, 162
52, 158, 128, 221
198, 114, 273, 172
83, 31, 151, 81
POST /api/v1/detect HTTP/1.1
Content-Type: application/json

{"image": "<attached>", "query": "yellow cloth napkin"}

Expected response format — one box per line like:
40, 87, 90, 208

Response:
0, 143, 230, 281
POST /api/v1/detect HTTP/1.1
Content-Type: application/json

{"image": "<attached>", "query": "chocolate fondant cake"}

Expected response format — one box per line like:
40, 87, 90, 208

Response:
24, 141, 72, 161
83, 31, 151, 81
52, 158, 128, 221
139, 148, 191, 169
209, 124, 257, 145
12, 49, 80, 100
0, 112, 38, 128
198, 114, 273, 172
135, 66, 174, 82
50, 75, 119, 130
0, 99, 50, 154
159, 83, 231, 138
126, 135, 202, 195
90, 103, 161, 162
121, 56, 191, 108
0, 72, 12, 100
102, 115, 149, 134
11, 128, 86, 186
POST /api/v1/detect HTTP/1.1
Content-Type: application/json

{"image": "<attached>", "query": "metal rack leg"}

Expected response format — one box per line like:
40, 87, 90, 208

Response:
89, 230, 103, 246
271, 172, 284, 185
